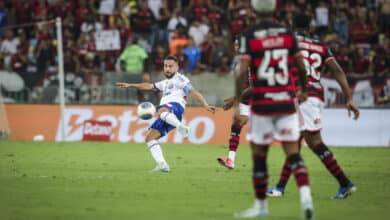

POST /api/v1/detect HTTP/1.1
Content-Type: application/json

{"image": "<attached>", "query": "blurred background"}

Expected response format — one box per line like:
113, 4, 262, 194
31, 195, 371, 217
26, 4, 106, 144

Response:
0, 0, 389, 108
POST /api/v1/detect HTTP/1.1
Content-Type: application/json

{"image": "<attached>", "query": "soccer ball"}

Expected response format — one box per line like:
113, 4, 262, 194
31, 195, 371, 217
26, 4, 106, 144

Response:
137, 102, 156, 120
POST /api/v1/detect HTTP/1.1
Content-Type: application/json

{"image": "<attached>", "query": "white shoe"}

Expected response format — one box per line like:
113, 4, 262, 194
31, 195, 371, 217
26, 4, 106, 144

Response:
178, 125, 189, 138
152, 162, 170, 173
234, 200, 269, 218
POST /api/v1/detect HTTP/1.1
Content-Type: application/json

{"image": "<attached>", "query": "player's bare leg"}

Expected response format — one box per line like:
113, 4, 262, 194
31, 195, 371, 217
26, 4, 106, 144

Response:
158, 107, 189, 138
304, 131, 356, 199
145, 129, 170, 172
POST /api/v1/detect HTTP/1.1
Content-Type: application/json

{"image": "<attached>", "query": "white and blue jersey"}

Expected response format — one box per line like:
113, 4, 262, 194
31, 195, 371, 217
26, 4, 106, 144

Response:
151, 73, 192, 136
153, 72, 192, 108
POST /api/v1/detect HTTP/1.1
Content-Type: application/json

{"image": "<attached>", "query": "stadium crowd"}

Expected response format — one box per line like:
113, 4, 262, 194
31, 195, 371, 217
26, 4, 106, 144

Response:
0, 0, 389, 106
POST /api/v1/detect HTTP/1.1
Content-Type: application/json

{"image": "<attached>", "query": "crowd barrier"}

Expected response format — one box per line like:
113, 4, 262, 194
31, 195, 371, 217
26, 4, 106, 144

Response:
4, 104, 389, 147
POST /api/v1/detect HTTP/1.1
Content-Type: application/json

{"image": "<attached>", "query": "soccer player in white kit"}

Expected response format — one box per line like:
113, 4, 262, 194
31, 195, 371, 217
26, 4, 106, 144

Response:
116, 56, 216, 172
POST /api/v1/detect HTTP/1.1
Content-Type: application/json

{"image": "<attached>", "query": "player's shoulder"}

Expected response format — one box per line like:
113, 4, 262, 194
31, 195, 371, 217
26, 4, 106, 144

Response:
296, 33, 323, 45
174, 72, 190, 83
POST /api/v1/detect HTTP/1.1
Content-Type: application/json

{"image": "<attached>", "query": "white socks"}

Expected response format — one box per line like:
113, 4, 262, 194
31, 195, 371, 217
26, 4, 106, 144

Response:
299, 185, 314, 210
228, 151, 236, 162
160, 112, 182, 128
147, 140, 167, 165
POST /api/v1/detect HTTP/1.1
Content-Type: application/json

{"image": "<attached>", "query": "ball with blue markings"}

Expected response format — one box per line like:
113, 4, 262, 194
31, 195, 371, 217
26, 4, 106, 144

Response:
137, 102, 156, 120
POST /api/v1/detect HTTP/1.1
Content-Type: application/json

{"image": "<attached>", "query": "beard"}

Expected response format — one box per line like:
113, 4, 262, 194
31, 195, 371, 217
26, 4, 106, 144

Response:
164, 72, 175, 79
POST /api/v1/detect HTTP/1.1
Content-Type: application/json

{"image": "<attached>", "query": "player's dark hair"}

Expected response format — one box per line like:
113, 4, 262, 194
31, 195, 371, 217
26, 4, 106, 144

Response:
165, 55, 178, 63
293, 13, 310, 29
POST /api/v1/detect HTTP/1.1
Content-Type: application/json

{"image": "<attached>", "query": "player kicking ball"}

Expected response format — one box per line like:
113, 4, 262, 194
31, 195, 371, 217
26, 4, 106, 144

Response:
267, 13, 360, 199
116, 56, 216, 172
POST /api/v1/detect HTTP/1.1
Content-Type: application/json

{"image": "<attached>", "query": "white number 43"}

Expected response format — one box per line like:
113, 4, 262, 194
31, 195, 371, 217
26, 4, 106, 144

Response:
257, 49, 289, 86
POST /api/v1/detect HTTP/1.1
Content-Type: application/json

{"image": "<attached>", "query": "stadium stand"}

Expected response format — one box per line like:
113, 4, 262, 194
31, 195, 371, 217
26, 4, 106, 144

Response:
0, 0, 388, 107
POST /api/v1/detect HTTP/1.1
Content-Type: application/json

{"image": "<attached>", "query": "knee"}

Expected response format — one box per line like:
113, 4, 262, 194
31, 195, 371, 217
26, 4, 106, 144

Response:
251, 144, 269, 157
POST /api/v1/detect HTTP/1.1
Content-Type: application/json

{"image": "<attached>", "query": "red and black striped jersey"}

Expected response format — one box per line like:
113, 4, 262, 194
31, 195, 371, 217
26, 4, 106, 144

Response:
239, 21, 301, 115
295, 34, 335, 102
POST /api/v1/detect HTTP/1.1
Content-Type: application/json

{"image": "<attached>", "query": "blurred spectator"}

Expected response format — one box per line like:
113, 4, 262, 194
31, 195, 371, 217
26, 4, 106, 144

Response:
154, 0, 171, 44
188, 19, 210, 46
184, 37, 205, 73
148, 0, 163, 19
167, 9, 188, 35
33, 0, 48, 22
314, 1, 329, 35
131, 1, 156, 49
200, 32, 216, 67
348, 47, 371, 85
81, 14, 103, 34
48, 0, 75, 20
150, 43, 168, 73
80, 52, 102, 103
186, 0, 210, 22
378, 1, 390, 37
376, 78, 390, 107
214, 54, 230, 75
75, 0, 91, 32
334, 45, 353, 75
34, 38, 51, 85
169, 27, 188, 55
349, 6, 375, 47
229, 9, 247, 40
174, 45, 187, 71
137, 72, 160, 105
0, 30, 20, 70
333, 9, 349, 45
13, 0, 33, 25
98, 0, 116, 16
116, 36, 148, 75
370, 46, 389, 86
0, 1, 8, 37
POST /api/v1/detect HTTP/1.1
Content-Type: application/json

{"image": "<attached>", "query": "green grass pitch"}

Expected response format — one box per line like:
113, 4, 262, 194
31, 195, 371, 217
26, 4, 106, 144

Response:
0, 140, 389, 220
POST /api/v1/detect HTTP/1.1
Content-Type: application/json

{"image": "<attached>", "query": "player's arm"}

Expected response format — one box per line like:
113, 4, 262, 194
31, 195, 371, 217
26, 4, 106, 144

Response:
223, 87, 252, 111
189, 88, 216, 113
235, 58, 250, 101
115, 82, 154, 90
294, 54, 308, 102
327, 59, 360, 120
240, 87, 252, 102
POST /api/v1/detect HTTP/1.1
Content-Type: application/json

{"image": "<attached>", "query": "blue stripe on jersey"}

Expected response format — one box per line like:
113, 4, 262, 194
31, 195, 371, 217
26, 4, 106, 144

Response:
183, 83, 193, 94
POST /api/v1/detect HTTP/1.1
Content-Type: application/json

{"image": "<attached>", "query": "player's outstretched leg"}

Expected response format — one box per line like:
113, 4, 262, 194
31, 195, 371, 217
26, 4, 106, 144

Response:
305, 132, 356, 199
311, 142, 356, 199
217, 124, 242, 170
234, 147, 269, 218
160, 111, 189, 138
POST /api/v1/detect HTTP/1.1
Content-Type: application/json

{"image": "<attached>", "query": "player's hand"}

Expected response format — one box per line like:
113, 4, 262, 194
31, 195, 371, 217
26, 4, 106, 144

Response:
297, 91, 308, 103
346, 100, 360, 120
205, 105, 217, 114
222, 97, 236, 111
116, 82, 130, 88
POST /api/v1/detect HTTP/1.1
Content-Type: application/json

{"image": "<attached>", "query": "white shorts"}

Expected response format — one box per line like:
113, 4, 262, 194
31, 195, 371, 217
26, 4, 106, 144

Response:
239, 103, 250, 117
247, 113, 300, 145
299, 97, 324, 132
